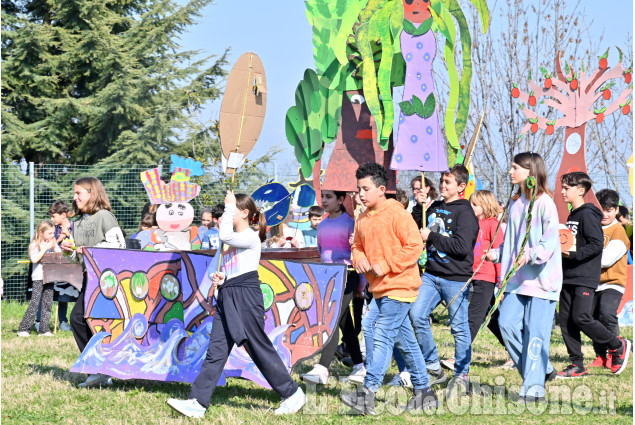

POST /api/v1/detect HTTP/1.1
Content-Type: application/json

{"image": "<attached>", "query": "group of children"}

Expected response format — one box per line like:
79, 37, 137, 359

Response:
18, 153, 632, 416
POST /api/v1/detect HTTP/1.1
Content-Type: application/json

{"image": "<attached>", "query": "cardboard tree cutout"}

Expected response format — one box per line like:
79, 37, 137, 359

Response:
514, 49, 632, 223
290, 0, 489, 191
140, 155, 203, 250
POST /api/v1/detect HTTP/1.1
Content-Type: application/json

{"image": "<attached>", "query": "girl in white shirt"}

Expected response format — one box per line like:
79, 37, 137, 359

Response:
17, 220, 61, 337
167, 191, 306, 418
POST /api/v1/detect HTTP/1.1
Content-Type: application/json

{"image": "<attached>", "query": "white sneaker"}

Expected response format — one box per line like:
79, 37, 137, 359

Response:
59, 322, 72, 332
301, 364, 329, 384
17, 331, 30, 337
39, 332, 54, 337
78, 373, 113, 388
274, 387, 306, 415
167, 398, 206, 418
348, 363, 367, 385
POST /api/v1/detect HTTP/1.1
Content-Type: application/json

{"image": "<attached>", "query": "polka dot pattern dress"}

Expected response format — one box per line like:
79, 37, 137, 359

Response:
391, 27, 448, 172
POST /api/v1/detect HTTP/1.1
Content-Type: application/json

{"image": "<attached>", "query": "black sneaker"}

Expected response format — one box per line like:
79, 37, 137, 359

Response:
545, 368, 557, 382
341, 386, 375, 415
405, 386, 438, 412
556, 364, 587, 378
608, 337, 631, 375
427, 367, 449, 387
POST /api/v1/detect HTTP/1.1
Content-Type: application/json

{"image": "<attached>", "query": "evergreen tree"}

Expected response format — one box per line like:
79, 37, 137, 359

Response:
1, 0, 227, 165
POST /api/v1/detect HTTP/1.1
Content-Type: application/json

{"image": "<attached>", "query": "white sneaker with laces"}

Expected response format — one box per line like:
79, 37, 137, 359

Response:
301, 364, 329, 384
78, 373, 113, 388
348, 363, 367, 385
17, 331, 30, 337
274, 387, 306, 415
167, 398, 206, 418
39, 332, 54, 337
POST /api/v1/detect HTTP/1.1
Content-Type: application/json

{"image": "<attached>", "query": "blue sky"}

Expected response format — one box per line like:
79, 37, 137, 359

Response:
177, 0, 634, 167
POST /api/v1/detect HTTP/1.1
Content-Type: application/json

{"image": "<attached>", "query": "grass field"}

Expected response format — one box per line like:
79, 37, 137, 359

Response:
1, 300, 633, 424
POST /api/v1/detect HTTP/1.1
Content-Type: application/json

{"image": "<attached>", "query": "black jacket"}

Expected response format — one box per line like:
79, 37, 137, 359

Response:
412, 203, 424, 229
562, 203, 604, 288
425, 199, 479, 281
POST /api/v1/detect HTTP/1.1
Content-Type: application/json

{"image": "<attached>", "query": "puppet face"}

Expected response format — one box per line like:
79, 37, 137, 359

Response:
403, 0, 431, 23
156, 202, 194, 232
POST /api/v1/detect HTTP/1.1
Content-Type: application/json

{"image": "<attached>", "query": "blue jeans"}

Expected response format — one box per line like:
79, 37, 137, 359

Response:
410, 272, 471, 375
362, 299, 408, 373
498, 293, 555, 398
362, 297, 430, 391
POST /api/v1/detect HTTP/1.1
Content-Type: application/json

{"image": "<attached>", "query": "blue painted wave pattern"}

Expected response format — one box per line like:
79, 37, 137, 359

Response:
71, 313, 292, 388
618, 300, 633, 326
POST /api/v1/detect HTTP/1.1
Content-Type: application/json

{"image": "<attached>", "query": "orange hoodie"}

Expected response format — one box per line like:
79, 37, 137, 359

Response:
352, 199, 424, 299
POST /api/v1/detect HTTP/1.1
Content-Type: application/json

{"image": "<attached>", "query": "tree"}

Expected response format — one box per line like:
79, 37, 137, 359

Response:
1, 0, 228, 165
459, 0, 632, 201
513, 49, 631, 221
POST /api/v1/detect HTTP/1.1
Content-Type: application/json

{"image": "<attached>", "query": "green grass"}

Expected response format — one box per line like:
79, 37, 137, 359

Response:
1, 301, 633, 424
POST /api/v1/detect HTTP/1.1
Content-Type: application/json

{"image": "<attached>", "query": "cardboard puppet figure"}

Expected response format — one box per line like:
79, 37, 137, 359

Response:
141, 155, 203, 251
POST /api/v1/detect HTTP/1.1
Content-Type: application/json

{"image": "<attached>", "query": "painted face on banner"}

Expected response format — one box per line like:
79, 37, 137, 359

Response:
156, 202, 194, 232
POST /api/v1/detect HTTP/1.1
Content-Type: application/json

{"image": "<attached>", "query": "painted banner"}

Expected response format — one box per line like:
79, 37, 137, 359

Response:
71, 248, 346, 389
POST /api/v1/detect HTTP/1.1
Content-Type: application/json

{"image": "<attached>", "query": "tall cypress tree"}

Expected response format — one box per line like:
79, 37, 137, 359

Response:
1, 0, 227, 165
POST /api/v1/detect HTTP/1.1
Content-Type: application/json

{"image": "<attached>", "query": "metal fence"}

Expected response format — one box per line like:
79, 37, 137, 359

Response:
0, 162, 298, 301
2, 161, 631, 301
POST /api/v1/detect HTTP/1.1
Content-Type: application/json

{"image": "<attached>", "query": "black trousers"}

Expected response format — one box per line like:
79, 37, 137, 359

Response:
467, 280, 506, 346
319, 271, 364, 367
70, 272, 93, 353
190, 285, 297, 408
559, 285, 620, 367
592, 288, 623, 357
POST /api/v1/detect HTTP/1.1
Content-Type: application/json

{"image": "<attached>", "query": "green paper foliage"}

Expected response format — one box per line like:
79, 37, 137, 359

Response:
399, 93, 436, 118
355, 0, 404, 149
286, 69, 341, 178
429, 0, 489, 165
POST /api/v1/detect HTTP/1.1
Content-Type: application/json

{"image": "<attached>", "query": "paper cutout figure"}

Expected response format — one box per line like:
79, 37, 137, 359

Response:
141, 155, 203, 250
251, 182, 292, 227
70, 248, 346, 388
514, 49, 632, 222
292, 0, 489, 186
391, 8, 448, 172
219, 52, 267, 173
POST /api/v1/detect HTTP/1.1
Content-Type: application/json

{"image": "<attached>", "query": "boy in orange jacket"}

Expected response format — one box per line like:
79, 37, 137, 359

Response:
340, 162, 437, 415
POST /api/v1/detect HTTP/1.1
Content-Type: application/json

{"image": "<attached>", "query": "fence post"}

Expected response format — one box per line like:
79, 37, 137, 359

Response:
29, 162, 35, 241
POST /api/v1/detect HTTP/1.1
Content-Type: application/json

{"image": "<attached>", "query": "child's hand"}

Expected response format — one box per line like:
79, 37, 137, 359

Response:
355, 258, 371, 274
517, 253, 528, 268
420, 227, 431, 241
44, 239, 56, 251
224, 191, 236, 205
76, 246, 84, 255
212, 272, 226, 286
289, 238, 299, 248
349, 234, 355, 246
484, 250, 496, 262
371, 263, 385, 277
60, 239, 75, 252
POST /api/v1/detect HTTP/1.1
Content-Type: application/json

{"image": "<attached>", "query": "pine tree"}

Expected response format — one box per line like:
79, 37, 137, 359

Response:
1, 0, 227, 165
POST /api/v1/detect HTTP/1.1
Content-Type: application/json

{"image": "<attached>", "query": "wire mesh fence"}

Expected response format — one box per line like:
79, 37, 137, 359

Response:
0, 161, 299, 301
1, 161, 631, 301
